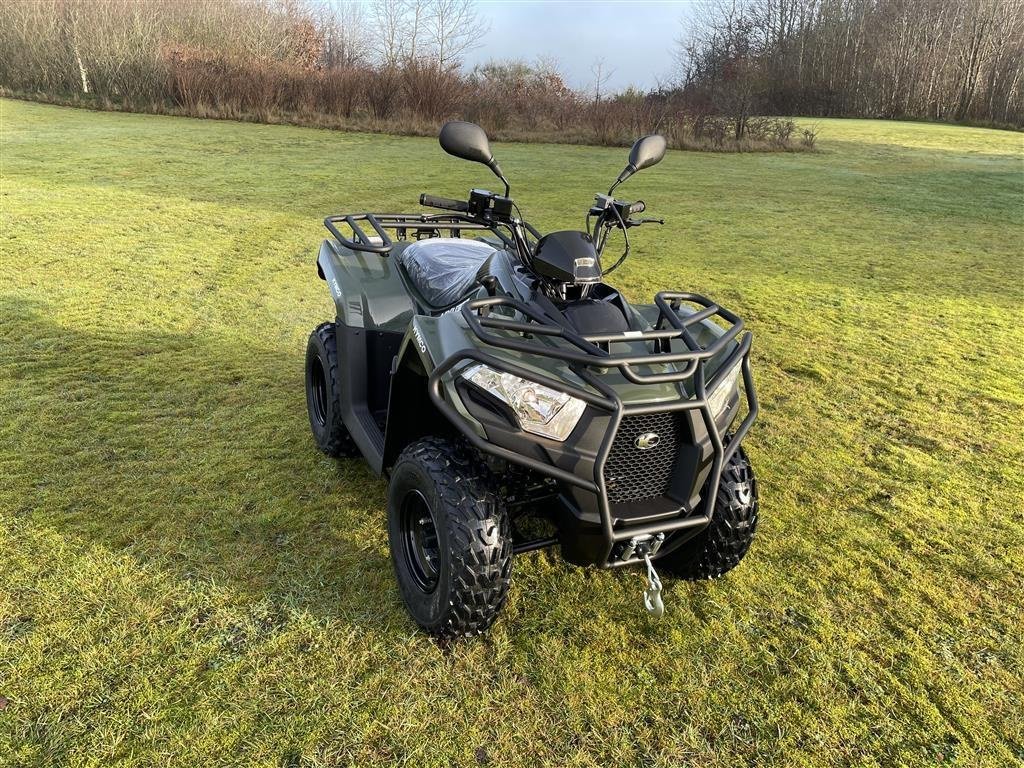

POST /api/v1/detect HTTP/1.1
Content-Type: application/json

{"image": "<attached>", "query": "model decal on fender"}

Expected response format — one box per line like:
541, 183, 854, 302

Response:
412, 326, 427, 355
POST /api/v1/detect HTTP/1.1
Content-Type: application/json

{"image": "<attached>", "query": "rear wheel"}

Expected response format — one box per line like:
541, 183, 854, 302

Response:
387, 438, 513, 638
659, 442, 759, 580
305, 322, 359, 458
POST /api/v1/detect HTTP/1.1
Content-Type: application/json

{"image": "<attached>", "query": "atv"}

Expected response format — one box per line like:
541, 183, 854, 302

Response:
305, 122, 759, 638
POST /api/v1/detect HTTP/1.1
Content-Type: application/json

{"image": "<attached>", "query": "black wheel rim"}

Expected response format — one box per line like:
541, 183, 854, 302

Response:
310, 356, 328, 427
399, 490, 440, 591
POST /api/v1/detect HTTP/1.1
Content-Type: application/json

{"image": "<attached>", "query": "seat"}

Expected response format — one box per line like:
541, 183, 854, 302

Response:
397, 237, 497, 308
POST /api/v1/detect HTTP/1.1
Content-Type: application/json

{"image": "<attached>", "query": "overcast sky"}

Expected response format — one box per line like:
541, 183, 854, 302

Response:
463, 1, 697, 92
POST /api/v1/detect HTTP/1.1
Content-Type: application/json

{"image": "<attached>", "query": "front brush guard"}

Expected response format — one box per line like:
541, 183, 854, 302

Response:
427, 292, 759, 567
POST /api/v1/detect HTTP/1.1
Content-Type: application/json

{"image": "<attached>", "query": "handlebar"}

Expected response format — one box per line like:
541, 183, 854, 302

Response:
420, 193, 470, 213
590, 196, 648, 220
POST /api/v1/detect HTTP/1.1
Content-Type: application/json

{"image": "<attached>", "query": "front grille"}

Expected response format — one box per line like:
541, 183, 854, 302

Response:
603, 411, 685, 504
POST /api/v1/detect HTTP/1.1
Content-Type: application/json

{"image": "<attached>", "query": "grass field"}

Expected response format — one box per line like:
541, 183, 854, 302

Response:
1, 99, 1022, 767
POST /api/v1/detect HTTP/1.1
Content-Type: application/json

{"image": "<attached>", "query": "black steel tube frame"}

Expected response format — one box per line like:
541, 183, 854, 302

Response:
513, 537, 559, 554
462, 293, 747, 385
426, 291, 759, 567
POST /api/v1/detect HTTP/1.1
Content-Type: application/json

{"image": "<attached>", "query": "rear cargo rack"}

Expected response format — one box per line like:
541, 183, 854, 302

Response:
427, 291, 759, 566
324, 212, 540, 255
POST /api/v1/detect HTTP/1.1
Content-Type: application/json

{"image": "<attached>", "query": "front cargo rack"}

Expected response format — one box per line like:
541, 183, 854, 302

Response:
324, 212, 540, 256
460, 292, 745, 385
427, 291, 759, 566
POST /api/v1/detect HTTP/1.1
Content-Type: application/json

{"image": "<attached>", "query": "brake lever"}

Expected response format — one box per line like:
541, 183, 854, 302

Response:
623, 217, 665, 228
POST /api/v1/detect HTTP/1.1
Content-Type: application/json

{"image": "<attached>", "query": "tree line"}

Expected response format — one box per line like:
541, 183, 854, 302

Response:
0, 0, 1019, 156
679, 0, 1024, 129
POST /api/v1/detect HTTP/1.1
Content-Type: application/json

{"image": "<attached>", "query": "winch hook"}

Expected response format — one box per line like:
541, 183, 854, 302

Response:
642, 553, 664, 618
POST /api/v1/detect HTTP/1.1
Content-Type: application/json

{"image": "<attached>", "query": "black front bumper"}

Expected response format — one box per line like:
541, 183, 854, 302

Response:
427, 292, 759, 567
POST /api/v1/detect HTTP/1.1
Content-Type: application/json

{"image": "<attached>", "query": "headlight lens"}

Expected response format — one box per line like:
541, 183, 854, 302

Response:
462, 364, 586, 441
707, 358, 743, 422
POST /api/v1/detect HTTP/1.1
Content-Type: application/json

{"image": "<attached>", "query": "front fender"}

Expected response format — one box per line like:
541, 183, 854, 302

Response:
382, 312, 488, 470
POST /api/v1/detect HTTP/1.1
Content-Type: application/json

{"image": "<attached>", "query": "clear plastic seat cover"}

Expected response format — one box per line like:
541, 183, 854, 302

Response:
398, 238, 497, 308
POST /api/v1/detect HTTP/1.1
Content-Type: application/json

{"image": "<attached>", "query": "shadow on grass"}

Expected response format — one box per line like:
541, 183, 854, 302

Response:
1, 296, 407, 631
3, 294, 749, 640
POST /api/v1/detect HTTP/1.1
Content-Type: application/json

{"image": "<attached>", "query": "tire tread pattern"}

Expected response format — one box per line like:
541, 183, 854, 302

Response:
661, 443, 759, 580
394, 438, 513, 638
309, 322, 359, 458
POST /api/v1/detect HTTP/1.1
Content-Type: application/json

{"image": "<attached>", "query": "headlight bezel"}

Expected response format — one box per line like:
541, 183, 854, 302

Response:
460, 363, 587, 441
458, 354, 744, 441
706, 357, 744, 423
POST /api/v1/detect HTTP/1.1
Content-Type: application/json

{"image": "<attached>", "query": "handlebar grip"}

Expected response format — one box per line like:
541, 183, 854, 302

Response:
420, 193, 469, 213
628, 200, 646, 215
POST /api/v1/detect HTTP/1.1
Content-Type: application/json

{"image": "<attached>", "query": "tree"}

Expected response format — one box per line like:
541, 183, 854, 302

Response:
674, 0, 1024, 125
590, 56, 614, 102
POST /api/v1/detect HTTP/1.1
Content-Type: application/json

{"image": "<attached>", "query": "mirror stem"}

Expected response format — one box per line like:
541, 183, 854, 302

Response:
488, 159, 510, 197
608, 165, 635, 196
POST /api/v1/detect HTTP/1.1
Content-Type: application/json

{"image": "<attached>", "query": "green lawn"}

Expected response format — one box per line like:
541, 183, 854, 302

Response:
1, 99, 1022, 767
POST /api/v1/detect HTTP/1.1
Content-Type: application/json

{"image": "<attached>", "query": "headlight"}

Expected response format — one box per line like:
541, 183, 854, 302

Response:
706, 358, 743, 422
462, 364, 586, 441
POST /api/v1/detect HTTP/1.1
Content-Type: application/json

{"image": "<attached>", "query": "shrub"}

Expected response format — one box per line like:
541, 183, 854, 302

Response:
0, 0, 820, 153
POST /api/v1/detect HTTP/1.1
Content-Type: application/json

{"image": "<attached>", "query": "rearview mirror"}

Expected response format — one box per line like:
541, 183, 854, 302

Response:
438, 121, 509, 195
611, 134, 667, 192
439, 121, 494, 166
629, 134, 667, 172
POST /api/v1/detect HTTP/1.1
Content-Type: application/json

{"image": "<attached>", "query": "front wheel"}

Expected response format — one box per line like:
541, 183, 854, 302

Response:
659, 442, 759, 580
387, 438, 513, 638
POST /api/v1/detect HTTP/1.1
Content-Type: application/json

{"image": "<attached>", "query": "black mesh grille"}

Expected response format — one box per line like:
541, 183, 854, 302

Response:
603, 412, 685, 504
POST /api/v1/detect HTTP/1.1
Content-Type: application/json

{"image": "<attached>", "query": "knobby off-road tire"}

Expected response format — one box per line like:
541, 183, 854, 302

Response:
387, 438, 513, 638
659, 443, 759, 580
305, 322, 359, 458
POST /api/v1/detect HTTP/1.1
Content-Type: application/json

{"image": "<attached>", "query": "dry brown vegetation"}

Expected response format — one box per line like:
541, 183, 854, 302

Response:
1, 0, 1020, 151
0, 0, 808, 151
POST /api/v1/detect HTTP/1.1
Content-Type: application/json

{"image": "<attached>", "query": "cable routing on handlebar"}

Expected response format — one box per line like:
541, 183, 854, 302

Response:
599, 197, 632, 276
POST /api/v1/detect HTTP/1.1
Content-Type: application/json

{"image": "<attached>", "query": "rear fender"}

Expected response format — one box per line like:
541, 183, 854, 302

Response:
316, 239, 415, 332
